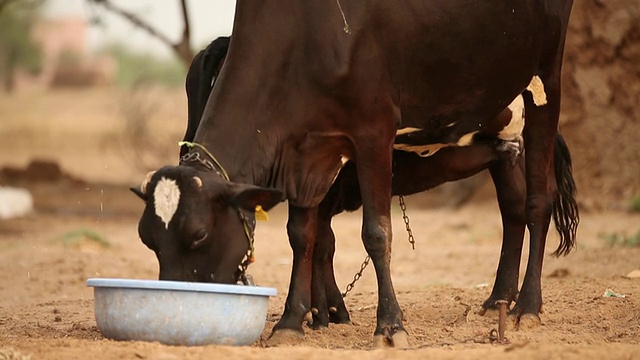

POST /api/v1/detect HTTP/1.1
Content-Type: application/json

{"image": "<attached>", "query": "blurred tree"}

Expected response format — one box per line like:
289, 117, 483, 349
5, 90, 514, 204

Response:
86, 0, 194, 66
0, 0, 43, 92
99, 42, 185, 87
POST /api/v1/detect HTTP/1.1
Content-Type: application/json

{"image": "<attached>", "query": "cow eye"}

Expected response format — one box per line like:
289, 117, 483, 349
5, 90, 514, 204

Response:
190, 230, 208, 250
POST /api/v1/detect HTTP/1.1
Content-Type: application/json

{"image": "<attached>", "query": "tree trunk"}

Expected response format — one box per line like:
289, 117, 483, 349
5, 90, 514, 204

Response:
1, 46, 17, 92
88, 0, 195, 66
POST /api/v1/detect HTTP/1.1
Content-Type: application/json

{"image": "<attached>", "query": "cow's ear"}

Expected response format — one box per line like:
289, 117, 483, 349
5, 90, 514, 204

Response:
227, 184, 283, 212
130, 187, 148, 201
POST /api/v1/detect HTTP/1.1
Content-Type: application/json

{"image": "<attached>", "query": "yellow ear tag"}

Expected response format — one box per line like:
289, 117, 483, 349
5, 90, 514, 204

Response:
255, 205, 269, 221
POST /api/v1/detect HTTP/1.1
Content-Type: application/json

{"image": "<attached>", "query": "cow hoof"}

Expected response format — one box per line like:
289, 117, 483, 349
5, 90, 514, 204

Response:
267, 329, 304, 347
329, 318, 352, 326
517, 313, 541, 330
506, 314, 519, 331
329, 309, 352, 324
477, 306, 499, 317
372, 330, 410, 349
303, 311, 313, 323
307, 319, 329, 330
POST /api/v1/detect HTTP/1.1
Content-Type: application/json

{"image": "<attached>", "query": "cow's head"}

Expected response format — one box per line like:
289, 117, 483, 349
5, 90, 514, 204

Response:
131, 165, 282, 284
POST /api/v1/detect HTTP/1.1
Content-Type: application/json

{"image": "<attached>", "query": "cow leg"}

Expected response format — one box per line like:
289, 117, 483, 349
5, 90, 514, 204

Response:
309, 237, 329, 329
481, 154, 526, 313
323, 257, 352, 325
355, 138, 408, 348
270, 204, 318, 342
309, 164, 361, 329
309, 205, 351, 329
514, 71, 562, 328
321, 225, 351, 325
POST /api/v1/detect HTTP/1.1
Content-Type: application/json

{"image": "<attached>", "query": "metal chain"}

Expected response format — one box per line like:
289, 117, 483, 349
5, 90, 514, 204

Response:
341, 255, 370, 297
237, 210, 257, 285
398, 195, 416, 250
180, 152, 227, 178
342, 195, 416, 297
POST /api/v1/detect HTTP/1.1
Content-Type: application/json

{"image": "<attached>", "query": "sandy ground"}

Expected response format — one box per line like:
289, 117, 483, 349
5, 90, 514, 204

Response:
1, 88, 639, 359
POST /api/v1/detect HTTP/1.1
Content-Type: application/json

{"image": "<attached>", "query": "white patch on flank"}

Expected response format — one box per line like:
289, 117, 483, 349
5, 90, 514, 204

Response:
526, 75, 547, 106
499, 95, 525, 141
396, 127, 422, 136
394, 130, 479, 157
456, 131, 479, 146
394, 143, 447, 157
154, 177, 181, 229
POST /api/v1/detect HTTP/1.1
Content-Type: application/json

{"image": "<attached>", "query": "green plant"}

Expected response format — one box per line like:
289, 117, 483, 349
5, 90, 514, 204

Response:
0, 0, 43, 91
54, 228, 111, 248
600, 230, 640, 248
629, 195, 640, 213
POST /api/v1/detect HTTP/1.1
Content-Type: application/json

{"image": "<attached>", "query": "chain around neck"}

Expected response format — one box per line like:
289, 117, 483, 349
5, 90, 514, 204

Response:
179, 141, 230, 181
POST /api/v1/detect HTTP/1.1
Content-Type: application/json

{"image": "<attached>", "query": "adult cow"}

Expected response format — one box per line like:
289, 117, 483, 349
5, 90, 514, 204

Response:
179, 37, 578, 331
133, 1, 574, 347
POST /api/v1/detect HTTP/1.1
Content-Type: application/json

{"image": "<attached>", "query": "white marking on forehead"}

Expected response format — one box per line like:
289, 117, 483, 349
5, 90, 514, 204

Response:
154, 177, 181, 229
340, 155, 349, 165
526, 75, 547, 106
499, 95, 525, 141
396, 127, 422, 136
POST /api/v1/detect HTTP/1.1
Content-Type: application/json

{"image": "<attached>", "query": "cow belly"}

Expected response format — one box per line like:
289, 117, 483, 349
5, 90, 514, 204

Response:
394, 94, 525, 157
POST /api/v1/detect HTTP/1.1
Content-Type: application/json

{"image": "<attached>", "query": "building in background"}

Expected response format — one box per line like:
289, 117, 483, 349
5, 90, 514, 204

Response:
15, 16, 115, 91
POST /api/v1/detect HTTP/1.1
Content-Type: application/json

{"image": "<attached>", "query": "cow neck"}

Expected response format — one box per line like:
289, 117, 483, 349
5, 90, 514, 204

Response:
179, 141, 230, 181
192, 83, 275, 187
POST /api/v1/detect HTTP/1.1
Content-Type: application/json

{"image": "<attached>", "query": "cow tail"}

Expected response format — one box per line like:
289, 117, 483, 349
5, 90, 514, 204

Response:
551, 133, 579, 257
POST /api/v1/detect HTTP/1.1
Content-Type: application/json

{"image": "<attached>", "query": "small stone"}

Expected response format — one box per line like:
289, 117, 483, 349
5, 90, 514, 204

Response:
548, 268, 570, 278
626, 269, 640, 279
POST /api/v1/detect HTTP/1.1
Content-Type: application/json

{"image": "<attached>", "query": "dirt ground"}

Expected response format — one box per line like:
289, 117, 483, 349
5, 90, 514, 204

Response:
1, 84, 639, 359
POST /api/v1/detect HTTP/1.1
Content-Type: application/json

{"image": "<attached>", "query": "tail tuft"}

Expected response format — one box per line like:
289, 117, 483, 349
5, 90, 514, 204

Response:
551, 134, 579, 257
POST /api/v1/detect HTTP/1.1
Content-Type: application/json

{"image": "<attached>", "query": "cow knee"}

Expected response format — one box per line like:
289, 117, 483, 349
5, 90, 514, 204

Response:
362, 220, 392, 258
287, 222, 314, 256
314, 234, 335, 262
526, 194, 553, 222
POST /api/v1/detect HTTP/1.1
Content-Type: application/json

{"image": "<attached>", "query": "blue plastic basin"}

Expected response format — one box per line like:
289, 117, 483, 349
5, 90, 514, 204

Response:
87, 278, 277, 346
